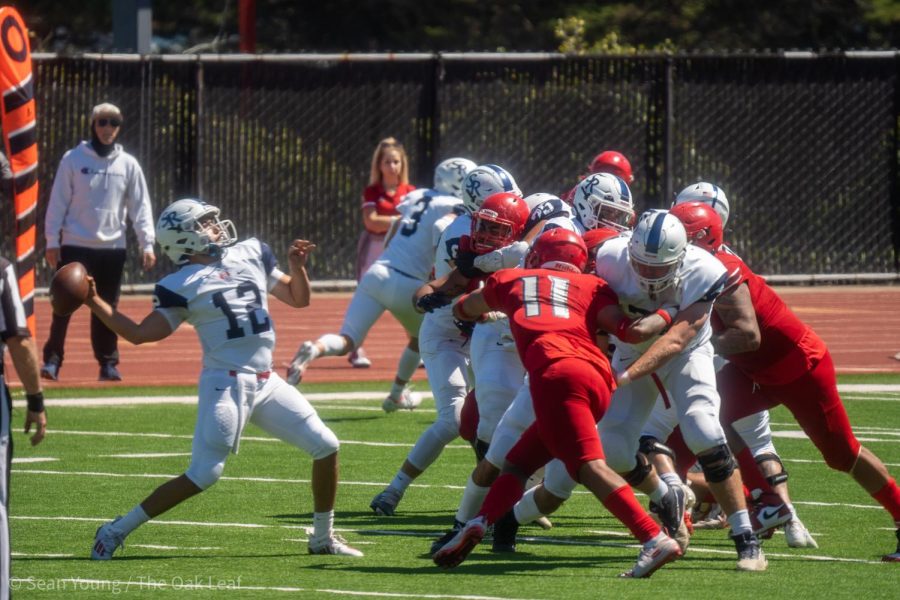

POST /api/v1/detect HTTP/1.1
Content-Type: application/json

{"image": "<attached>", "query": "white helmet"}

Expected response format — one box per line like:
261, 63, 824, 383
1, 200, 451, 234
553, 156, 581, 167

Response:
572, 172, 635, 231
156, 198, 237, 265
628, 209, 687, 296
674, 182, 730, 227
434, 157, 477, 198
523, 192, 566, 212
461, 164, 521, 213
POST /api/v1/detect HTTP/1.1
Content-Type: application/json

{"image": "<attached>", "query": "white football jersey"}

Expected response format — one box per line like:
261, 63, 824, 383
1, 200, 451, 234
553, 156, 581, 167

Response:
595, 234, 727, 353
525, 197, 583, 236
153, 239, 283, 372
377, 188, 463, 281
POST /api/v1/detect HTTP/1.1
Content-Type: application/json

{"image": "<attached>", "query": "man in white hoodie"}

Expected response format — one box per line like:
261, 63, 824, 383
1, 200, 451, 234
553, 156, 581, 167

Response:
41, 102, 156, 382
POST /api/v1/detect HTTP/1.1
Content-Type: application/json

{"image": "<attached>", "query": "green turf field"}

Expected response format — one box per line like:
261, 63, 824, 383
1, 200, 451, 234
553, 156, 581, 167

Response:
8, 377, 900, 598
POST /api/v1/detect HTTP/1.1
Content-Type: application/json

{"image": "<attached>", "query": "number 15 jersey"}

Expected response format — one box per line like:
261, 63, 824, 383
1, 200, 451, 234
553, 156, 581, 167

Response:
153, 239, 282, 373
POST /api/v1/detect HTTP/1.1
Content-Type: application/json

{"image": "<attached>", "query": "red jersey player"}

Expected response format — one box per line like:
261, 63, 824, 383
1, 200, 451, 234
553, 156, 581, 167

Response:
432, 228, 681, 577
671, 201, 900, 562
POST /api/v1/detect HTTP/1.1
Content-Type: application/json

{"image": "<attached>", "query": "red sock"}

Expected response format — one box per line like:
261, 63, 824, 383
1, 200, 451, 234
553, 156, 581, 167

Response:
603, 485, 661, 543
736, 447, 774, 496
871, 478, 900, 524
477, 473, 525, 525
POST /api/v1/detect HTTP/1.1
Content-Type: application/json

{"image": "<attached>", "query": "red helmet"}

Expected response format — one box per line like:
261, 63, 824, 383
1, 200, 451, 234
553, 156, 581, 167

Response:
589, 150, 633, 183
525, 228, 588, 273
582, 226, 619, 273
470, 192, 530, 254
669, 201, 723, 253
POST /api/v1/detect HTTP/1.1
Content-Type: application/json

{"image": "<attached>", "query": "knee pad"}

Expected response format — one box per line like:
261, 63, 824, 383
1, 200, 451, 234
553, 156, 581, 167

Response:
697, 444, 737, 483
755, 452, 789, 487
638, 435, 676, 460
543, 459, 576, 500
307, 427, 340, 460
185, 462, 224, 491
623, 452, 653, 487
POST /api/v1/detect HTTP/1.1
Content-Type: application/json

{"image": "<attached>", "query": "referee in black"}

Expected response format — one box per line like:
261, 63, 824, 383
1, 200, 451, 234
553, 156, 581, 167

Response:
0, 256, 47, 599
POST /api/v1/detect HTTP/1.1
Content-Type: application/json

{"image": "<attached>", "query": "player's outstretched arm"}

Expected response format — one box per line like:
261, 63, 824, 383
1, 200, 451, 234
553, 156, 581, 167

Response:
272, 239, 316, 308
84, 276, 173, 345
616, 301, 711, 385
711, 282, 760, 355
595, 305, 671, 344
413, 269, 471, 313
452, 290, 491, 322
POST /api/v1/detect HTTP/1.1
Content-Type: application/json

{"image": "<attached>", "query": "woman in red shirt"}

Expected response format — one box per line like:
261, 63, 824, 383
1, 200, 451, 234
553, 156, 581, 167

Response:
353, 137, 416, 367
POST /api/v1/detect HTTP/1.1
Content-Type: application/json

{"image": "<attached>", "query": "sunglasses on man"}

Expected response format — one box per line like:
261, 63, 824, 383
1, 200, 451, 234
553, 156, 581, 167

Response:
96, 118, 122, 128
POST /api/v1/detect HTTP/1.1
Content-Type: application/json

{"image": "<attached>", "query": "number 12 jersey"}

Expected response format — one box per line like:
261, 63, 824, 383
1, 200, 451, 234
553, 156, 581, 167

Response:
152, 239, 282, 373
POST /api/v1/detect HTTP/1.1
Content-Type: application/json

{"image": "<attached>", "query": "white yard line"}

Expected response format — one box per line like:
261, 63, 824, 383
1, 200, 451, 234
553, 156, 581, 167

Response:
43, 429, 470, 450
11, 516, 888, 567
11, 469, 468, 490
11, 384, 899, 409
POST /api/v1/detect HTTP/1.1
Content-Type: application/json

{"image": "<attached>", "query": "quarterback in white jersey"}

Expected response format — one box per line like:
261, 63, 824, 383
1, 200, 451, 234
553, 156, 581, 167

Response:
287, 158, 476, 412
594, 209, 766, 571
88, 198, 362, 560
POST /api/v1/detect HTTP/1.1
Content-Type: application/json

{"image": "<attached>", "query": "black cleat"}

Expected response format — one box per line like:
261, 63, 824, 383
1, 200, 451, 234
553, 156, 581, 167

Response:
731, 530, 768, 571
491, 510, 520, 553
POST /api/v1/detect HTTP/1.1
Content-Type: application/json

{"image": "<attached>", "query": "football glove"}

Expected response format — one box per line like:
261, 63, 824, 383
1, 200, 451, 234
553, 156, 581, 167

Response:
453, 318, 476, 339
454, 250, 487, 279
416, 292, 452, 313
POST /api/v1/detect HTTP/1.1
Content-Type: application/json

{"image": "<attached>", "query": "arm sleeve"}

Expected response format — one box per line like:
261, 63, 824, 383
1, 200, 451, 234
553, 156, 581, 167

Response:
0, 258, 29, 341
257, 241, 283, 290
126, 158, 155, 252
44, 153, 74, 250
152, 283, 188, 329
361, 185, 378, 210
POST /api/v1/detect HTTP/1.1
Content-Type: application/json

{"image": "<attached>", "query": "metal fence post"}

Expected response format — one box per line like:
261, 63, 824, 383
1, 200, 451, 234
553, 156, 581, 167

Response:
664, 55, 674, 206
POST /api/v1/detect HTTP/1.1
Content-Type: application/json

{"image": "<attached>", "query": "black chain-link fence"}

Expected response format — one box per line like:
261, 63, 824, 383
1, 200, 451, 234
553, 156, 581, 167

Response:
5, 52, 898, 287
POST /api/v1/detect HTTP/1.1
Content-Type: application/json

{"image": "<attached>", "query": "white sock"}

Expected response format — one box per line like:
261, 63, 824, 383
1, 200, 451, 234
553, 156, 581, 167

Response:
312, 510, 334, 540
787, 503, 798, 519
389, 471, 413, 494
318, 334, 347, 356
645, 530, 668, 548
395, 347, 421, 383
455, 476, 490, 523
660, 472, 682, 489
648, 479, 670, 504
116, 505, 150, 536
513, 486, 544, 525
727, 509, 752, 534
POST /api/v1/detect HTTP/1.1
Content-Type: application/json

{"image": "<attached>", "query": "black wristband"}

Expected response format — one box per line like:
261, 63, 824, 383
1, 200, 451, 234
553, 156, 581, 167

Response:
26, 391, 45, 412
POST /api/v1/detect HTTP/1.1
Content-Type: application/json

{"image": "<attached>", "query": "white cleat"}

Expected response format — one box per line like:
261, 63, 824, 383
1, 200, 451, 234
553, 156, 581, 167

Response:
91, 516, 126, 560
784, 518, 818, 548
382, 386, 422, 413
286, 341, 317, 385
620, 533, 682, 578
308, 533, 364, 557
348, 348, 371, 368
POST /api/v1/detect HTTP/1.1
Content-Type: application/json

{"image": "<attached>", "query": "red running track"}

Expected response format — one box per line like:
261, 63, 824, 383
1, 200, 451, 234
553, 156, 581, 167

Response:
5, 287, 900, 389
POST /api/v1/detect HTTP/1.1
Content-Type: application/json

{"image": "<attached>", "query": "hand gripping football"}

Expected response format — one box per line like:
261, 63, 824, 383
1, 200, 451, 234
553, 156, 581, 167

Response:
50, 262, 90, 316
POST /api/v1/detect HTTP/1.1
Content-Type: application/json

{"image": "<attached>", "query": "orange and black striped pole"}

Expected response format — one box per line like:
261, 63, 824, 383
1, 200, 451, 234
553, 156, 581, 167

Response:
0, 7, 38, 336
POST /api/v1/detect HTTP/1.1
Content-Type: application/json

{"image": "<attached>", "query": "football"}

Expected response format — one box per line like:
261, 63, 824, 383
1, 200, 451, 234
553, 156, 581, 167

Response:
49, 262, 90, 316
